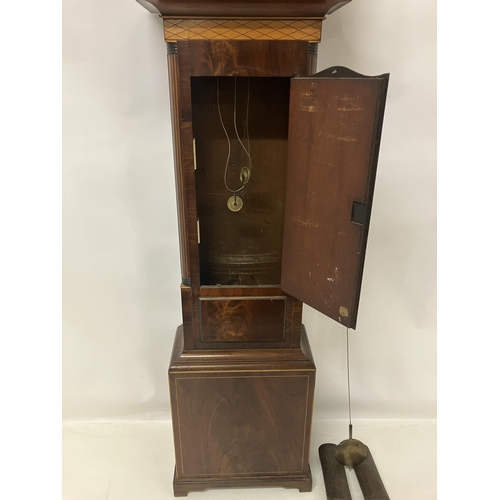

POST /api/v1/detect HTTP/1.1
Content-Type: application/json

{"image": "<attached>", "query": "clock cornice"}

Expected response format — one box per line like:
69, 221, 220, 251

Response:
136, 0, 351, 18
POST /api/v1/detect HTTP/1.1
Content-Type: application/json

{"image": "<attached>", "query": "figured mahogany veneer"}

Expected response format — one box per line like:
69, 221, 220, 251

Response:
187, 40, 309, 76
191, 287, 303, 350
199, 297, 286, 342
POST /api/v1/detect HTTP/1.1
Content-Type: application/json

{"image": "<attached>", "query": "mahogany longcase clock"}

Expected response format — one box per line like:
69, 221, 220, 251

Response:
136, 0, 389, 496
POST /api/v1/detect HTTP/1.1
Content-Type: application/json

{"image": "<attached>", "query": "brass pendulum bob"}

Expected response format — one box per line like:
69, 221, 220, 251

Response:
335, 424, 369, 468
319, 328, 390, 500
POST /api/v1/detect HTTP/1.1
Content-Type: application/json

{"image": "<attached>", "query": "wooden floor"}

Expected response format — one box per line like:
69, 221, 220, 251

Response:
62, 419, 436, 500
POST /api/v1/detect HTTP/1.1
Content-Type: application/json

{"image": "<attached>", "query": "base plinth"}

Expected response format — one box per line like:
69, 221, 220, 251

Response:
173, 465, 313, 497
168, 325, 316, 496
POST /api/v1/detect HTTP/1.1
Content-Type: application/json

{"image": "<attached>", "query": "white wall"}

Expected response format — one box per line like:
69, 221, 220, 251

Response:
63, 0, 436, 421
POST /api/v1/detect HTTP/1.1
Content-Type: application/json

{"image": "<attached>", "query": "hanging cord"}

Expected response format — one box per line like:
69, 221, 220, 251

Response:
233, 76, 253, 175
239, 78, 251, 172
217, 77, 253, 200
346, 327, 353, 439
217, 78, 240, 196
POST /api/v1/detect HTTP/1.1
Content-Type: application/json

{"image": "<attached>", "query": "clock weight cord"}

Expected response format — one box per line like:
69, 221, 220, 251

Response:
216, 76, 252, 212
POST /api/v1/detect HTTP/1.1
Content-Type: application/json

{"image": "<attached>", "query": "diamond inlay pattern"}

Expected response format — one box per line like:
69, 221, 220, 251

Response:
163, 19, 322, 42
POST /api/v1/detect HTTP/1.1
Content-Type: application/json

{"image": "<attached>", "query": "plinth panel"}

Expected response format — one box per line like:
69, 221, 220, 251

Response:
174, 374, 309, 476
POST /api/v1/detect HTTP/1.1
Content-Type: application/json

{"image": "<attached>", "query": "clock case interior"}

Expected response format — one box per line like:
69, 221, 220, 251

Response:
192, 76, 290, 288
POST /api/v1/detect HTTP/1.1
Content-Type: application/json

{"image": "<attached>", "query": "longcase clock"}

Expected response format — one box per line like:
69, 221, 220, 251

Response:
136, 0, 389, 496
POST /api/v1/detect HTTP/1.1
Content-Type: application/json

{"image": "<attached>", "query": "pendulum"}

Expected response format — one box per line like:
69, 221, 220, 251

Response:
334, 328, 369, 469
319, 327, 390, 500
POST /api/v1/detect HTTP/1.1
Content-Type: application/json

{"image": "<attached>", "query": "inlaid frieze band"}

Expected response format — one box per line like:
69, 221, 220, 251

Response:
163, 18, 323, 42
